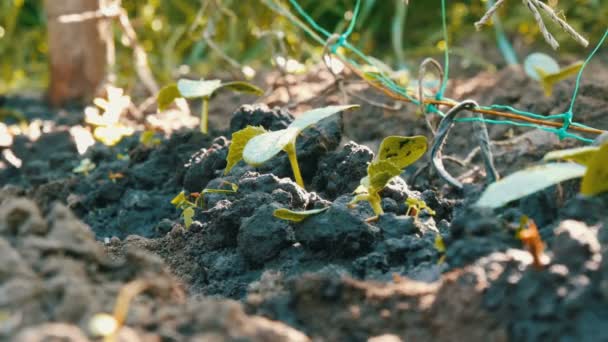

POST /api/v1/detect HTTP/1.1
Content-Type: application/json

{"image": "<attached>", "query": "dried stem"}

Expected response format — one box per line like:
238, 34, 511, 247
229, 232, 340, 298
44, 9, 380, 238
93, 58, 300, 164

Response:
475, 0, 588, 49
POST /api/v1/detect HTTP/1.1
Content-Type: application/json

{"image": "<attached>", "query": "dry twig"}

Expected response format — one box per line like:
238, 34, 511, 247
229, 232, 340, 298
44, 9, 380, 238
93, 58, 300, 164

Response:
475, 0, 588, 50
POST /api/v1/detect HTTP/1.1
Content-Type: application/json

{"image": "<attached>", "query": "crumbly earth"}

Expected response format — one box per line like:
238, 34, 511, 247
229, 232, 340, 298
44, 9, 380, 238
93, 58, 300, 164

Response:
0, 64, 607, 340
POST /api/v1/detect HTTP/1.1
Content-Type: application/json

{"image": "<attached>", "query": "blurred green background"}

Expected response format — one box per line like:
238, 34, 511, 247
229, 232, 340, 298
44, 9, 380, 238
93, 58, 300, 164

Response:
0, 0, 606, 94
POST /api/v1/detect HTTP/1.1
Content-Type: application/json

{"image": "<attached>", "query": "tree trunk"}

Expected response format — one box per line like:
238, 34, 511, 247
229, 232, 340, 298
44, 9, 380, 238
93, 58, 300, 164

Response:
44, 0, 108, 106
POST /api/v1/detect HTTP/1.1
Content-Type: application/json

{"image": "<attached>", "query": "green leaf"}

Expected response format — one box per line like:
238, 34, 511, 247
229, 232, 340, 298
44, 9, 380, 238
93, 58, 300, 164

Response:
73, 158, 96, 175
177, 79, 222, 98
182, 207, 194, 229
273, 207, 329, 222
475, 163, 587, 209
377, 135, 427, 169
170, 191, 187, 207
243, 128, 300, 166
368, 159, 402, 191
157, 84, 181, 111
434, 234, 446, 253
225, 126, 267, 174
289, 105, 359, 130
220, 81, 264, 96
580, 143, 608, 196
543, 146, 599, 166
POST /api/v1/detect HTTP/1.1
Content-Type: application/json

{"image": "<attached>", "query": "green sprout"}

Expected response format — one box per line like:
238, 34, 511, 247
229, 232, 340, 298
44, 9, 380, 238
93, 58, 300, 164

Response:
405, 197, 436, 220
157, 79, 264, 134
170, 182, 238, 229
348, 135, 428, 220
73, 158, 96, 176
476, 142, 608, 209
434, 234, 446, 264
139, 130, 161, 148
223, 105, 359, 189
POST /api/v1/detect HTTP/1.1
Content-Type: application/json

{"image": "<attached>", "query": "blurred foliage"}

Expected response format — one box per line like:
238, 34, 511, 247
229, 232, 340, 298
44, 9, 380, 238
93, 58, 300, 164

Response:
0, 0, 606, 94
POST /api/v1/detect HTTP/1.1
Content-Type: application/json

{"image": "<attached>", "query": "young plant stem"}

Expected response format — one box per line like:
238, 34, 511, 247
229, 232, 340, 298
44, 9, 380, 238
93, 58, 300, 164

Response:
284, 141, 305, 188
201, 97, 209, 133
368, 191, 384, 216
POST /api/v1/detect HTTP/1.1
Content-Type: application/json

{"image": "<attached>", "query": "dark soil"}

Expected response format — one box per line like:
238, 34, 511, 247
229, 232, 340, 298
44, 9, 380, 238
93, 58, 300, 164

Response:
1, 63, 607, 341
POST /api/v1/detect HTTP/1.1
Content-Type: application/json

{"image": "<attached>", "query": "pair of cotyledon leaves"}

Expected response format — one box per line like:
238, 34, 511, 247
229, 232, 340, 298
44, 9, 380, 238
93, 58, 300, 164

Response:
476, 143, 608, 208
355, 135, 428, 195
224, 104, 359, 175
157, 79, 264, 111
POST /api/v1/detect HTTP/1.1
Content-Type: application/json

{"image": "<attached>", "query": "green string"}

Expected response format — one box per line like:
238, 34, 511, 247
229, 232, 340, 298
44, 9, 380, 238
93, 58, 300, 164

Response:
278, 0, 606, 144
569, 28, 608, 114
487, 0, 519, 65
438, 0, 449, 99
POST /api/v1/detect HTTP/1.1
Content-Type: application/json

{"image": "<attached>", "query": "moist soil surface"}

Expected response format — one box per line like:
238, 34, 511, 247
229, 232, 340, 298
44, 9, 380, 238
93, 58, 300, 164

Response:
1, 64, 608, 341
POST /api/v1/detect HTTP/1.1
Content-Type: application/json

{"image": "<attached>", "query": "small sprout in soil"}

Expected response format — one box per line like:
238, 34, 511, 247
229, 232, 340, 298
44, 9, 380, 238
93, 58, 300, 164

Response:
226, 105, 359, 189
139, 130, 161, 148
85, 85, 134, 146
116, 153, 129, 161
524, 53, 583, 97
108, 171, 125, 183
476, 142, 608, 208
88, 279, 151, 341
73, 158, 96, 176
434, 234, 446, 264
405, 197, 436, 220
516, 217, 547, 269
348, 135, 428, 220
273, 207, 329, 223
171, 182, 238, 229
157, 79, 264, 134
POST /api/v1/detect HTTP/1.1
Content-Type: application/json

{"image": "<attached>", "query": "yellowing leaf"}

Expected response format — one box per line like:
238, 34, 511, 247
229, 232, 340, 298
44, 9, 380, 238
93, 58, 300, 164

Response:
289, 105, 359, 130
182, 207, 194, 229
243, 128, 300, 166
157, 83, 181, 111
140, 130, 161, 147
377, 135, 427, 169
225, 126, 266, 174
434, 234, 446, 253
273, 207, 329, 222
543, 146, 599, 166
170, 191, 187, 207
368, 160, 401, 191
580, 143, 608, 196
475, 163, 586, 208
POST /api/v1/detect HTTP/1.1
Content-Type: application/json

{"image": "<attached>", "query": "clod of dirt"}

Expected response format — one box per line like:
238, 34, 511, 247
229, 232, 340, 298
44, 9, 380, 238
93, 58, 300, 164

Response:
196, 173, 310, 250
238, 203, 296, 266
311, 141, 373, 200
0, 192, 310, 341
552, 220, 601, 271
230, 103, 294, 133
445, 207, 514, 268
183, 136, 229, 193
295, 196, 380, 256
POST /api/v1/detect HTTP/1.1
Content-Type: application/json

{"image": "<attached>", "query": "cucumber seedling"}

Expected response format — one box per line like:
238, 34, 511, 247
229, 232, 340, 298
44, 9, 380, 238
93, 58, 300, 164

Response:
224, 105, 359, 189
170, 182, 238, 229
348, 135, 428, 220
405, 197, 436, 220
157, 79, 264, 134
